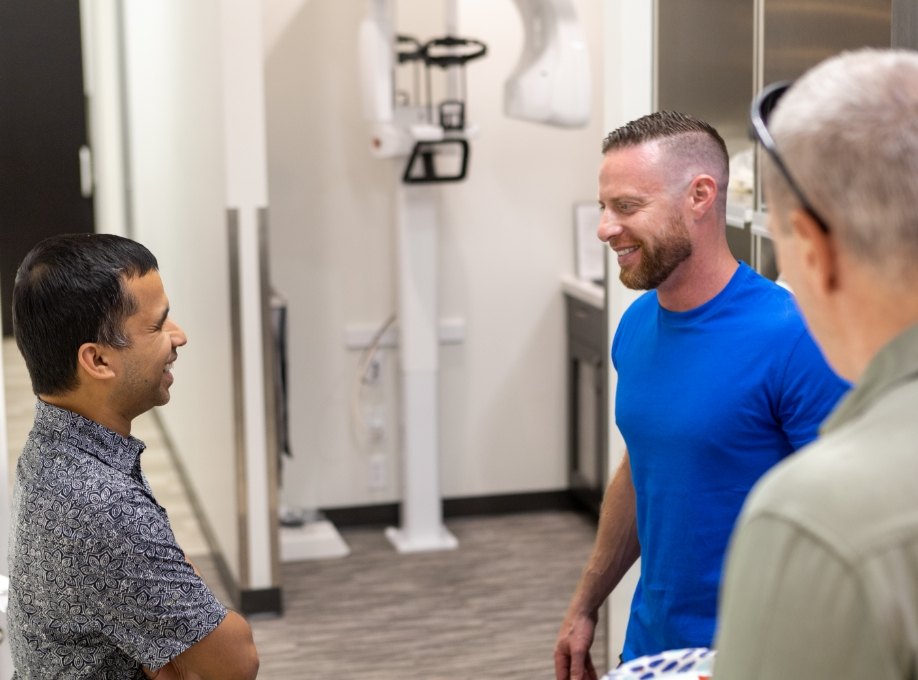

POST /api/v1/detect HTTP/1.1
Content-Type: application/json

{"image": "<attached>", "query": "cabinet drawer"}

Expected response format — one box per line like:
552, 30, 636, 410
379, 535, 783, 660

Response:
566, 295, 604, 347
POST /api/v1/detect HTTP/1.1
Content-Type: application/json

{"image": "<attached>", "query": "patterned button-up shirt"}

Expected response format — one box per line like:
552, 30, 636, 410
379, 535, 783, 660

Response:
8, 401, 227, 679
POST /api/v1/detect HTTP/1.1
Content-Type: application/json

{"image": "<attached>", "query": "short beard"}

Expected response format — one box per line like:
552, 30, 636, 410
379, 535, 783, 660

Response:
619, 214, 693, 290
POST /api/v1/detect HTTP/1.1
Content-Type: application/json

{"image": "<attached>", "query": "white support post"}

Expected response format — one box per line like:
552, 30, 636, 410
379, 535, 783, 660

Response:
603, 0, 654, 663
218, 0, 281, 590
385, 183, 458, 553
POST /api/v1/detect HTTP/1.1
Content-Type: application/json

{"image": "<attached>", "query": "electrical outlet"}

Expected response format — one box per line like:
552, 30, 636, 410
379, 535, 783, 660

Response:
363, 354, 383, 385
367, 414, 385, 444
368, 452, 387, 489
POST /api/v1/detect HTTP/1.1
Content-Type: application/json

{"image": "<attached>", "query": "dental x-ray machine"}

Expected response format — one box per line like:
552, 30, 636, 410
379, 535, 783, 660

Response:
359, 0, 590, 553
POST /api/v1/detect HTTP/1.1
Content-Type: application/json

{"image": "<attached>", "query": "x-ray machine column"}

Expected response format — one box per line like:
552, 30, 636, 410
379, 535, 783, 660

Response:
386, 184, 457, 552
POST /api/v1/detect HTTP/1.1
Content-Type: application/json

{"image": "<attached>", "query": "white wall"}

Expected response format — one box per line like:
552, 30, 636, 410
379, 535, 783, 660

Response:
121, 0, 241, 581
80, 0, 129, 237
263, 0, 605, 510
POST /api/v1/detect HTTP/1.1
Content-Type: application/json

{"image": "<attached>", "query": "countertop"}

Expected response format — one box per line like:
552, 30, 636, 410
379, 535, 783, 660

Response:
561, 274, 604, 309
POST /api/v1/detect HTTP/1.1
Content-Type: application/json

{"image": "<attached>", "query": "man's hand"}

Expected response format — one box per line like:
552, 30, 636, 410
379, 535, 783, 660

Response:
554, 611, 600, 680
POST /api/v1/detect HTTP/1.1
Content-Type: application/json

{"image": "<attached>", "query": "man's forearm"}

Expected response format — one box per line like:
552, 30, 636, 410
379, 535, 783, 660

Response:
569, 452, 640, 617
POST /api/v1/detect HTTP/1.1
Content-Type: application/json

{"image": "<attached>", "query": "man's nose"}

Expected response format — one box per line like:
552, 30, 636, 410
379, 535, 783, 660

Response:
597, 209, 623, 242
167, 319, 188, 347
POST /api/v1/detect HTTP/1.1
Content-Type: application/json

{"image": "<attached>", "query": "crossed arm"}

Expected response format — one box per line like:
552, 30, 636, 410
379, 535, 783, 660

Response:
142, 558, 259, 680
143, 609, 259, 680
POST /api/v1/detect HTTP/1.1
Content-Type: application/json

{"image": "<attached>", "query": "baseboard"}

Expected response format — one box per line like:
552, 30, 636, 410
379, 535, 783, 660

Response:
239, 586, 283, 617
323, 489, 585, 528
445, 489, 581, 518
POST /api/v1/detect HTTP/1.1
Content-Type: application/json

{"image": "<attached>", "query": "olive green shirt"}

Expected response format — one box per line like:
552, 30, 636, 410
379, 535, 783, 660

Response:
714, 323, 918, 680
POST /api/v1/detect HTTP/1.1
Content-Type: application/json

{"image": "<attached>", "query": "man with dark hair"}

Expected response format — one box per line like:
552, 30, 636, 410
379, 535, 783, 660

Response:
7, 233, 259, 679
715, 48, 918, 680
554, 112, 848, 679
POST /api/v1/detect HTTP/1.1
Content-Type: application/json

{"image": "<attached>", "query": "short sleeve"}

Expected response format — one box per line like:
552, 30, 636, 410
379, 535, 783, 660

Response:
776, 329, 849, 450
714, 512, 890, 680
75, 489, 227, 670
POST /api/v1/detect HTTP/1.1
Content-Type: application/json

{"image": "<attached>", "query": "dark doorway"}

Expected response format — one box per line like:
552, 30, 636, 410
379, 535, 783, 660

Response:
0, 0, 95, 335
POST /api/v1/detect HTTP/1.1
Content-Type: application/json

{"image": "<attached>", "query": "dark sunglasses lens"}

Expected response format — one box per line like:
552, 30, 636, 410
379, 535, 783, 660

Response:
757, 83, 790, 128
761, 89, 783, 126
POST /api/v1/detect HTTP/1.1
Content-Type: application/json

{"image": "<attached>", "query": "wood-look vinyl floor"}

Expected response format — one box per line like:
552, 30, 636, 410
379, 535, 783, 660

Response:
197, 512, 608, 680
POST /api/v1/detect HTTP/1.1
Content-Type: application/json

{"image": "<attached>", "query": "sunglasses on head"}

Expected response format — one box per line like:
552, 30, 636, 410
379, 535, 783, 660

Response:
750, 81, 831, 233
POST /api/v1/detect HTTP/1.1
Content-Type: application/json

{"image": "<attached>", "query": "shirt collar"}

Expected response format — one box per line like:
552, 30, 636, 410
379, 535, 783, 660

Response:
33, 400, 146, 475
822, 322, 918, 433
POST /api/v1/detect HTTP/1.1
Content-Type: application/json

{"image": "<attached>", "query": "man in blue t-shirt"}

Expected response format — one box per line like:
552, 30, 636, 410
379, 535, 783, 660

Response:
554, 112, 848, 680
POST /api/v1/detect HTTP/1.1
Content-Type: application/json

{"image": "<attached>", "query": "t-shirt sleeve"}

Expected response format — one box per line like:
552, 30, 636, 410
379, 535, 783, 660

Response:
776, 329, 849, 450
713, 512, 889, 680
78, 493, 228, 670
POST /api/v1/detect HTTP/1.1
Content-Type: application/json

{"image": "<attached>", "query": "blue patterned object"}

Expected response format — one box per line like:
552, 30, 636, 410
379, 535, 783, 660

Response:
8, 401, 227, 679
602, 648, 715, 680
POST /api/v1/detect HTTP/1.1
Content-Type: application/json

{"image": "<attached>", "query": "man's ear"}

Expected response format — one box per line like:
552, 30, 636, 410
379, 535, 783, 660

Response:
76, 343, 118, 381
789, 207, 838, 296
688, 175, 718, 217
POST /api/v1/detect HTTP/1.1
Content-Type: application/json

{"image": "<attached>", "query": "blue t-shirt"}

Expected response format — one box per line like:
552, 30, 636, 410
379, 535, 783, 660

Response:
612, 262, 848, 661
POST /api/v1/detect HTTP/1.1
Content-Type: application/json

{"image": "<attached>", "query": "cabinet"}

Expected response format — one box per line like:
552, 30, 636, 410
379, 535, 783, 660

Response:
565, 290, 607, 517
655, 0, 893, 281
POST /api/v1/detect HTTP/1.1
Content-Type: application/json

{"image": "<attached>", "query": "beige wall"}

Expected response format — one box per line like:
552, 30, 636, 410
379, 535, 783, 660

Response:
264, 0, 606, 510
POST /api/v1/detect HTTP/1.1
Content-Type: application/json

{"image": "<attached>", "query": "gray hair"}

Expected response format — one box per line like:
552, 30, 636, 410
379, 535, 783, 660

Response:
767, 48, 918, 284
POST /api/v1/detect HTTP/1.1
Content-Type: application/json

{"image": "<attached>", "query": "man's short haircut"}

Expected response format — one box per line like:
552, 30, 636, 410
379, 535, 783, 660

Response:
767, 48, 918, 284
601, 111, 730, 198
12, 233, 159, 396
